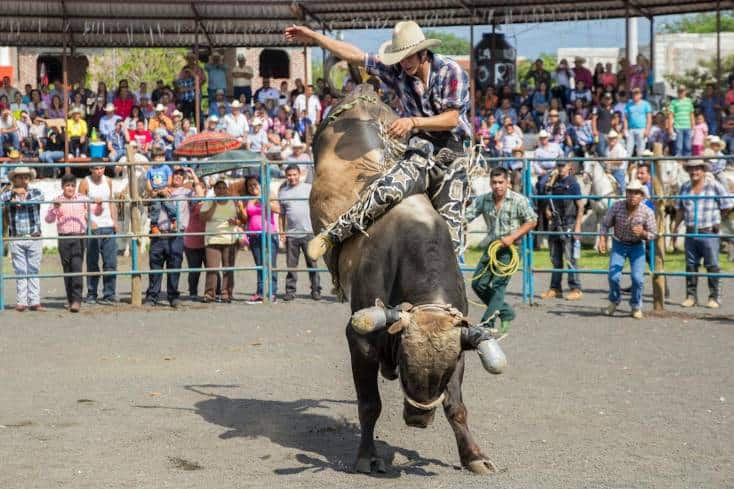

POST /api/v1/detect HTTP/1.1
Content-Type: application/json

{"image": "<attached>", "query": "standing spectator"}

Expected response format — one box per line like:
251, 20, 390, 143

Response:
175, 67, 197, 120
183, 178, 216, 300
181, 51, 207, 88
672, 159, 733, 309
0, 108, 20, 156
691, 113, 709, 156
698, 84, 723, 136
45, 174, 89, 312
592, 92, 614, 156
670, 85, 695, 156
623, 87, 652, 157
605, 130, 629, 193
223, 100, 249, 145
0, 167, 44, 311
572, 57, 593, 91
279, 165, 321, 301
592, 63, 605, 89
600, 62, 617, 89
145, 150, 177, 235
598, 180, 657, 319
151, 80, 165, 104
200, 179, 241, 303
627, 55, 648, 94
78, 164, 119, 305
722, 104, 734, 154
539, 159, 584, 301
66, 107, 89, 157
525, 58, 551, 88
243, 176, 280, 302
231, 53, 254, 105
294, 84, 322, 125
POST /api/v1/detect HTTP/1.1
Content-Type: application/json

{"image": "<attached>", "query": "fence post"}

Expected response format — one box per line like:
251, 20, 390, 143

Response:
651, 150, 666, 310
260, 160, 269, 301
0, 200, 5, 312
126, 145, 142, 306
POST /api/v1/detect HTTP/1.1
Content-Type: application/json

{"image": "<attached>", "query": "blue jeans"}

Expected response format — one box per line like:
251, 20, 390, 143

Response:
675, 128, 692, 156
612, 169, 627, 194
41, 150, 64, 163
145, 236, 184, 303
0, 132, 20, 155
608, 239, 646, 309
549, 234, 581, 292
86, 227, 118, 300
249, 234, 278, 297
684, 236, 720, 302
626, 128, 647, 157
596, 133, 608, 157
149, 200, 178, 227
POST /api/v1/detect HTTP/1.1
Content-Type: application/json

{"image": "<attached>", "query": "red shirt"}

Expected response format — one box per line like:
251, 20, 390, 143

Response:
114, 96, 135, 119
128, 129, 152, 148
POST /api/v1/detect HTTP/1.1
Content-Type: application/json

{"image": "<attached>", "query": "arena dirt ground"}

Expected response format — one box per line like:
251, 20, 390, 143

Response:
1, 254, 732, 488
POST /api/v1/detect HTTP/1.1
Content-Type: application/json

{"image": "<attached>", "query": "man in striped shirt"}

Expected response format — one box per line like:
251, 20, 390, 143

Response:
669, 85, 695, 157
1, 166, 44, 311
45, 174, 94, 313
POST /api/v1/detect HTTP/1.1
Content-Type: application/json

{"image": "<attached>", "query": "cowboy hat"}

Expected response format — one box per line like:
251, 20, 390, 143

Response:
641, 149, 654, 157
8, 166, 36, 179
251, 117, 264, 126
380, 21, 441, 65
607, 130, 620, 139
70, 107, 82, 115
683, 159, 710, 171
537, 129, 550, 139
231, 100, 243, 109
104, 103, 115, 112
207, 115, 219, 123
155, 103, 165, 112
625, 180, 646, 193
706, 135, 724, 147
171, 109, 183, 117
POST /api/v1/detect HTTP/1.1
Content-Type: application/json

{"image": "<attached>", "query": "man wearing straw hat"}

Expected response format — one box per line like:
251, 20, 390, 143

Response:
285, 21, 471, 259
1, 166, 45, 311
98, 103, 121, 141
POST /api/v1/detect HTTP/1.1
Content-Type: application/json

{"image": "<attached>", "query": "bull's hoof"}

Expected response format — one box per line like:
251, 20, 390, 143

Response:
466, 458, 497, 475
354, 457, 387, 474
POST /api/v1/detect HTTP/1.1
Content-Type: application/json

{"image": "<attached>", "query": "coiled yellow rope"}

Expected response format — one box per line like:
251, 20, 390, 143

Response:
472, 241, 521, 281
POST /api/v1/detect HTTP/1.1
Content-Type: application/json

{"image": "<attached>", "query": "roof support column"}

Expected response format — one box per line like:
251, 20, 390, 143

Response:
469, 11, 475, 146
624, 0, 630, 62
716, 0, 722, 131
648, 16, 655, 84
63, 33, 69, 163
194, 28, 201, 131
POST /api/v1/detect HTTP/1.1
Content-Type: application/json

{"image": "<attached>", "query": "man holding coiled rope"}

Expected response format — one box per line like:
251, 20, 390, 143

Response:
465, 167, 537, 334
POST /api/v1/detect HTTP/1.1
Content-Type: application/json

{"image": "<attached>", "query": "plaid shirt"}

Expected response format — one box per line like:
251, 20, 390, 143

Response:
45, 193, 89, 235
365, 51, 471, 139
465, 189, 537, 243
677, 179, 734, 229
175, 76, 195, 103
1, 187, 44, 236
601, 200, 656, 243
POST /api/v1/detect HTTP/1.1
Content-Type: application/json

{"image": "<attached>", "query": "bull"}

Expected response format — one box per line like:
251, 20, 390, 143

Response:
310, 85, 503, 475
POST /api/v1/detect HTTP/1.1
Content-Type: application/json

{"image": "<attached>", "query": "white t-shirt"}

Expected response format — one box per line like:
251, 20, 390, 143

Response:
231, 64, 254, 87
294, 94, 321, 124
607, 142, 628, 171
224, 113, 249, 139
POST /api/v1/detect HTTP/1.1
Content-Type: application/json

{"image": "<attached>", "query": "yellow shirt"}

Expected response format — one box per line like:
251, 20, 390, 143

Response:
201, 200, 238, 246
67, 118, 88, 138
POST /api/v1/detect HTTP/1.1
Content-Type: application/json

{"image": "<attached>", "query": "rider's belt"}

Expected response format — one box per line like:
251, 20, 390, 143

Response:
686, 226, 719, 234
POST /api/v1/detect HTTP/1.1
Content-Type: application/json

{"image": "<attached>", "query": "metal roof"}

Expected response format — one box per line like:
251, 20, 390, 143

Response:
0, 0, 729, 48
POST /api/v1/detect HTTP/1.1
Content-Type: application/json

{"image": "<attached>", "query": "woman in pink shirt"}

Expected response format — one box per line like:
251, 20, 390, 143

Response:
691, 113, 709, 156
45, 174, 95, 312
242, 176, 281, 302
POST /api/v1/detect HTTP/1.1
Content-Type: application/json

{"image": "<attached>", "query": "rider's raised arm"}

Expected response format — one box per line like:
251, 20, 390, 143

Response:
284, 25, 365, 65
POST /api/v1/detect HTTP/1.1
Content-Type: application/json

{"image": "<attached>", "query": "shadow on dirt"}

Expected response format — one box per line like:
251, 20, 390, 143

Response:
176, 384, 451, 477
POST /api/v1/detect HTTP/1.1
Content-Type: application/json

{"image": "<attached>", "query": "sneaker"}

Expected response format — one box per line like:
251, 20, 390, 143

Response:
96, 298, 116, 306
311, 290, 322, 301
150, 225, 161, 235
306, 234, 332, 261
142, 298, 157, 307
566, 289, 583, 301
680, 296, 696, 308
84, 296, 97, 304
706, 298, 721, 309
540, 289, 561, 300
283, 293, 296, 302
602, 302, 617, 316
247, 294, 263, 304
631, 309, 643, 319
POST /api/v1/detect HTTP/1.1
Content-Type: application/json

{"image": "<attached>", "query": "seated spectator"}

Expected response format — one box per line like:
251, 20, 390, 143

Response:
67, 107, 89, 157
28, 89, 47, 117
124, 105, 144, 132
39, 123, 65, 177
148, 104, 174, 133
568, 79, 592, 109
106, 120, 129, 163
10, 92, 29, 120
600, 63, 617, 89
518, 104, 537, 133
691, 113, 709, 156
129, 119, 152, 154
69, 92, 87, 118
208, 89, 230, 118
495, 117, 524, 157
722, 104, 734, 154
543, 109, 567, 146
531, 81, 551, 113
203, 115, 220, 133
248, 117, 270, 153
47, 94, 65, 119
145, 149, 178, 235
544, 98, 568, 125
494, 98, 518, 125
140, 96, 155, 120
534, 130, 564, 191
223, 100, 249, 145
0, 108, 21, 157
605, 130, 629, 193
45, 174, 91, 313
98, 103, 121, 140
160, 92, 177, 118
27, 113, 46, 158
566, 113, 594, 157
174, 117, 197, 151
255, 78, 280, 105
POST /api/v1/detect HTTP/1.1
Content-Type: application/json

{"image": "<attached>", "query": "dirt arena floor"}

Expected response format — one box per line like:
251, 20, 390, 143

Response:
1, 254, 732, 489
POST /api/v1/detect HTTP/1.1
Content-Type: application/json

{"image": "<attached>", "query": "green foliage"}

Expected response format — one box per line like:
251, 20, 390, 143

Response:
516, 52, 557, 87
86, 48, 189, 90
424, 30, 471, 55
663, 54, 734, 95
312, 59, 323, 82
663, 13, 734, 33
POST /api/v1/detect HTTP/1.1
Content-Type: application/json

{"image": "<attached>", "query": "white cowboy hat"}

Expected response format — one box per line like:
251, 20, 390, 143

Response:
251, 117, 264, 126
607, 130, 620, 139
155, 103, 165, 112
231, 100, 243, 109
641, 149, 654, 157
683, 159, 711, 171
380, 21, 441, 65
537, 129, 550, 139
625, 180, 646, 193
706, 135, 724, 146
70, 107, 82, 115
207, 115, 219, 123
8, 166, 36, 180
104, 103, 115, 112
171, 110, 183, 117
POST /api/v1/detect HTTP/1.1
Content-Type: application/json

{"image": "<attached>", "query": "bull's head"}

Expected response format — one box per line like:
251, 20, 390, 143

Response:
350, 301, 506, 428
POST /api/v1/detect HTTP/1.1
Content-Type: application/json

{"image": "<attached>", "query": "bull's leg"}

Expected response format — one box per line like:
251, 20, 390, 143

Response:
346, 327, 387, 474
443, 355, 496, 475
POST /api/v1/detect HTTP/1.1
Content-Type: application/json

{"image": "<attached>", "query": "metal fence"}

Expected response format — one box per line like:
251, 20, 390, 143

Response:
1, 155, 732, 312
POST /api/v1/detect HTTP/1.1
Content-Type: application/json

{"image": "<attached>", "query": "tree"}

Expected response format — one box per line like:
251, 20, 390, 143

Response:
424, 30, 471, 55
664, 54, 734, 95
516, 52, 557, 86
662, 13, 734, 33
86, 48, 188, 92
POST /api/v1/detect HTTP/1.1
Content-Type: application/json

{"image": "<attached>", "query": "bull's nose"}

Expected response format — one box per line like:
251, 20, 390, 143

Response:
403, 403, 436, 428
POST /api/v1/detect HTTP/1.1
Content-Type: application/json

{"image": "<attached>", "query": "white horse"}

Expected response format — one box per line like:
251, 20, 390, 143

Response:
581, 160, 618, 248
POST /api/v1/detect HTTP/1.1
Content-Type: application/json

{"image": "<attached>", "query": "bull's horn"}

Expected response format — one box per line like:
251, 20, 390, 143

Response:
461, 326, 507, 375
350, 306, 401, 335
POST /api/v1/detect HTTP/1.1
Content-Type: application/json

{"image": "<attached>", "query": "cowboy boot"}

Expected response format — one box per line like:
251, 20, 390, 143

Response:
307, 137, 434, 260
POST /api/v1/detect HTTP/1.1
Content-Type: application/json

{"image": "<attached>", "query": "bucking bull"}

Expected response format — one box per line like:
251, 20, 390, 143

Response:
310, 85, 503, 475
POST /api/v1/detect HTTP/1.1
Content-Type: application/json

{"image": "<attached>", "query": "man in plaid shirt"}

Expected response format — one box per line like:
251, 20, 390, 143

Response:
1, 166, 45, 311
599, 180, 657, 319
285, 21, 471, 259
672, 159, 734, 309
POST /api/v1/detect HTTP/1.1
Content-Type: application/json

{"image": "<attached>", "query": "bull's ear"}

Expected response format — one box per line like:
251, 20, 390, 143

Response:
374, 298, 386, 308
387, 314, 410, 334
399, 302, 413, 312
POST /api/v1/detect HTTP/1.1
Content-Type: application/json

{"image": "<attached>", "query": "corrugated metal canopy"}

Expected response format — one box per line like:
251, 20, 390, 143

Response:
0, 0, 730, 48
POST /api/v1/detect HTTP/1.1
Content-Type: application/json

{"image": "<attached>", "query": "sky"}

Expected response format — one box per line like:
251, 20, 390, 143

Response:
329, 14, 685, 60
